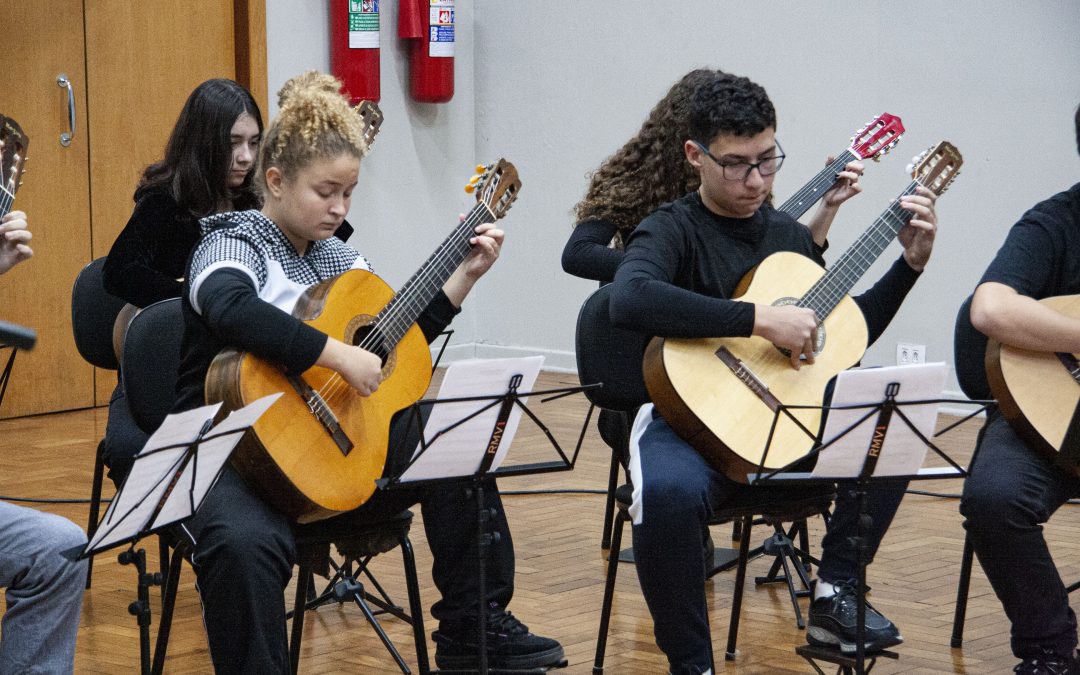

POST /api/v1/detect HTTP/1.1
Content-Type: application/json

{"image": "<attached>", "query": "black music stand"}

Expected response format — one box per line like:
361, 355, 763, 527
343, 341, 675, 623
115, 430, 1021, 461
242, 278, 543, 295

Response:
75, 393, 281, 675
0, 320, 35, 411
745, 364, 989, 675
376, 356, 596, 675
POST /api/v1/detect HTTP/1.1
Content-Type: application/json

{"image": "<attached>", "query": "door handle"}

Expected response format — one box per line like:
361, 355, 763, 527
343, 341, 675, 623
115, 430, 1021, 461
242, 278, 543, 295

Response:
56, 73, 75, 147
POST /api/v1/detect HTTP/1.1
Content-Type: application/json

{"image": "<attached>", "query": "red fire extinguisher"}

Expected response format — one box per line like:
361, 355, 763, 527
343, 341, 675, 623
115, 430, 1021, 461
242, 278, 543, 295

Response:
399, 0, 455, 103
330, 0, 381, 103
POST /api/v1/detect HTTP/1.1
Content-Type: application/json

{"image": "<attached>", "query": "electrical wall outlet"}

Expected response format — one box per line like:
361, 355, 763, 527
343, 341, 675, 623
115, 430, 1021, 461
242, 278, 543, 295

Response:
896, 342, 926, 365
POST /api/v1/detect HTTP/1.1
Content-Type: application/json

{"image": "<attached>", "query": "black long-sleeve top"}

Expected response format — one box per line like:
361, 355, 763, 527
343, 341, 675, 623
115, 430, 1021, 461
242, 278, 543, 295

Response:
103, 184, 356, 308
609, 191, 920, 346
173, 210, 455, 412
560, 219, 623, 283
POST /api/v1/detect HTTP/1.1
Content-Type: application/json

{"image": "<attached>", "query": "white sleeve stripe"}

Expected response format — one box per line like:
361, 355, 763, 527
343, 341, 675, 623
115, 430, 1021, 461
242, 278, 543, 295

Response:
189, 261, 260, 315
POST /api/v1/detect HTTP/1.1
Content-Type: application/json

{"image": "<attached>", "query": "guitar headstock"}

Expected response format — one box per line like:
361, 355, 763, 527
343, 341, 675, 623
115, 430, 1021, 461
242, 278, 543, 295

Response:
356, 100, 383, 149
908, 141, 963, 196
849, 113, 904, 162
0, 114, 29, 203
465, 159, 521, 219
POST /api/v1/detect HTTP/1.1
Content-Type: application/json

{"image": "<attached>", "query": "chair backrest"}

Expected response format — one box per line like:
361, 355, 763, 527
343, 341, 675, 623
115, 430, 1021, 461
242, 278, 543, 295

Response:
121, 298, 185, 433
71, 257, 128, 370
953, 293, 992, 400
575, 285, 651, 413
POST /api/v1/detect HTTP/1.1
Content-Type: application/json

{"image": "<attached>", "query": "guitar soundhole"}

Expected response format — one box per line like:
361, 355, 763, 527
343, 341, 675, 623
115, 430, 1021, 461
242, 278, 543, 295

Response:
352, 324, 391, 366
772, 297, 826, 357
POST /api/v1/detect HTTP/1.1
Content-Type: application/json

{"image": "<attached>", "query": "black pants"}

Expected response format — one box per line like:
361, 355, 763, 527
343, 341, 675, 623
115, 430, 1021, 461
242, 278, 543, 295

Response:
100, 375, 149, 486
177, 415, 516, 674
961, 409, 1080, 659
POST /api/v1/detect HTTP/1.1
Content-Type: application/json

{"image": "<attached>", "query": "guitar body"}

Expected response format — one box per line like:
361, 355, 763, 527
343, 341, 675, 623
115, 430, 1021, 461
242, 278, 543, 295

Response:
986, 294, 1080, 475
205, 269, 433, 523
644, 252, 869, 482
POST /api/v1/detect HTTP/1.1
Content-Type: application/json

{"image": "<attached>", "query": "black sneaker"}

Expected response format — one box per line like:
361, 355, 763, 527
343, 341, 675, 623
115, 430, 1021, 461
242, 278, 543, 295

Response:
806, 582, 902, 654
1014, 649, 1080, 674
433, 608, 565, 670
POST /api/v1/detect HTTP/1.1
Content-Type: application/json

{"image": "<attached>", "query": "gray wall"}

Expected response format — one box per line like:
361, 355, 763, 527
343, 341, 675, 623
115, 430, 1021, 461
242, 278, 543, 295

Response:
268, 1, 1080, 394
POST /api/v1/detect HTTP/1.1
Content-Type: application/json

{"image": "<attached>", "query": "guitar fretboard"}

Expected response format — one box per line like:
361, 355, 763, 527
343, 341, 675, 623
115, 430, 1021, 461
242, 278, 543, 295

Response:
359, 203, 496, 353
797, 179, 920, 318
777, 149, 857, 220
0, 185, 13, 220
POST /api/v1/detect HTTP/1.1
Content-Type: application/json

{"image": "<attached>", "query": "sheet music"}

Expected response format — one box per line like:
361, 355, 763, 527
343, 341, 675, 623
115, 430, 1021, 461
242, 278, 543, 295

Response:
152, 393, 281, 529
811, 362, 948, 478
84, 394, 280, 555
400, 356, 544, 482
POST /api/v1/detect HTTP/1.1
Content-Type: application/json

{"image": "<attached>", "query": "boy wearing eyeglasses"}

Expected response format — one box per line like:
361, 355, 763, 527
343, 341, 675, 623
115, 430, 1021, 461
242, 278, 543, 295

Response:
608, 71, 937, 674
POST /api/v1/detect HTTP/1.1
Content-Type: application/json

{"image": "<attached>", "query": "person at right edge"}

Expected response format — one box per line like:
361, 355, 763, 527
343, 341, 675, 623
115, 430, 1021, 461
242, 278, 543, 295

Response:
608, 70, 938, 674
960, 103, 1080, 675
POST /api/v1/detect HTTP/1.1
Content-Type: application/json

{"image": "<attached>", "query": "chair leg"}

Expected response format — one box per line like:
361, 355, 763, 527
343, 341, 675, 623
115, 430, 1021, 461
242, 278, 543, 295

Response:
85, 440, 106, 589
290, 565, 311, 675
951, 533, 975, 648
594, 508, 629, 674
600, 452, 620, 551
725, 514, 755, 661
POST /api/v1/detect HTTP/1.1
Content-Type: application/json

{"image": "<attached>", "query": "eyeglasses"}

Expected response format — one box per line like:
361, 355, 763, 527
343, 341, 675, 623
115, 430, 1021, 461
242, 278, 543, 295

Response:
694, 140, 785, 181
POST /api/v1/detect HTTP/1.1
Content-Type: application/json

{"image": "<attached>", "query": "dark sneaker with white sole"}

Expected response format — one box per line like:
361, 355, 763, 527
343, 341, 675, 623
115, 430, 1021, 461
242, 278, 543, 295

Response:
1013, 649, 1080, 675
433, 608, 565, 670
806, 582, 902, 654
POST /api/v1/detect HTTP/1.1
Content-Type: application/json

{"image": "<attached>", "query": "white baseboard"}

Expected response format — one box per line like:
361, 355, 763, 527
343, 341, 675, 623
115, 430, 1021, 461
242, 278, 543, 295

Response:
430, 342, 578, 373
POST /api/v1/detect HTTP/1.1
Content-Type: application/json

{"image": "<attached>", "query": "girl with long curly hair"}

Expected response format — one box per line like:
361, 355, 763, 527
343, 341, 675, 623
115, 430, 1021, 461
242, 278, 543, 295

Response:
563, 67, 863, 284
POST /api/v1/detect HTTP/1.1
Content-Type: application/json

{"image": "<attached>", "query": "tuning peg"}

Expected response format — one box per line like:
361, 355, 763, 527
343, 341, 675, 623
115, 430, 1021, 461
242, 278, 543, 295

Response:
475, 164, 486, 174
464, 183, 476, 194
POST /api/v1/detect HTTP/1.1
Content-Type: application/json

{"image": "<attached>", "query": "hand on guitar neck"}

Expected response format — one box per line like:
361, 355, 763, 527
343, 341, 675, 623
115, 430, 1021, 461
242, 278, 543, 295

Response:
0, 210, 32, 275
896, 186, 938, 272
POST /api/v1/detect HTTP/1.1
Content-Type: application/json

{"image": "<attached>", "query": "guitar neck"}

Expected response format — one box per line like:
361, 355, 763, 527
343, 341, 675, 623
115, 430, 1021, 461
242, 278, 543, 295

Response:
777, 149, 857, 219
0, 185, 13, 220
797, 179, 920, 317
372, 203, 496, 350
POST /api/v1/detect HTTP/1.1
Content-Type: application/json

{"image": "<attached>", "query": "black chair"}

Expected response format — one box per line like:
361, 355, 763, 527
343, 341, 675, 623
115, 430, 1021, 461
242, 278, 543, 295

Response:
574, 286, 833, 670
122, 298, 429, 674
70, 256, 129, 587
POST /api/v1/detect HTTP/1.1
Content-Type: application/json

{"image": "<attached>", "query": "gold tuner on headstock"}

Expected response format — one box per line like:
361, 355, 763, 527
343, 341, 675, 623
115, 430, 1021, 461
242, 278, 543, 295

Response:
463, 165, 487, 194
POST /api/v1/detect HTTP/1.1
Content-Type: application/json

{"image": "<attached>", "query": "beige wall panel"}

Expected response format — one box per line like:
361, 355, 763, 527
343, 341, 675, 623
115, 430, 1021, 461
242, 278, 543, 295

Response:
85, 1, 237, 403
0, 1, 94, 417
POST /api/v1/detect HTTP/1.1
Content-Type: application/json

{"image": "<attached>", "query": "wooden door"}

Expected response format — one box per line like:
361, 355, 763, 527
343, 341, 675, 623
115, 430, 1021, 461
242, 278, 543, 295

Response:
0, 1, 266, 418
0, 1, 95, 417
84, 1, 240, 404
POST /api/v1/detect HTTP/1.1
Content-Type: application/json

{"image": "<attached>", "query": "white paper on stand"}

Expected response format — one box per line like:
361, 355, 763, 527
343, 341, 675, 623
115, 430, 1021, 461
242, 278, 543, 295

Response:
811, 362, 948, 478
85, 393, 281, 554
400, 356, 544, 482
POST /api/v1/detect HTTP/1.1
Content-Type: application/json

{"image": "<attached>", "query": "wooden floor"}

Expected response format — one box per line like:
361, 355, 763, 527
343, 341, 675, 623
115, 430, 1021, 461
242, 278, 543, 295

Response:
1, 371, 1076, 673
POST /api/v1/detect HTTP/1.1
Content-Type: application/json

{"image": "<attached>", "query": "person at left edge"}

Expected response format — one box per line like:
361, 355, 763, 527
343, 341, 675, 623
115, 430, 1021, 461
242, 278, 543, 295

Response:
0, 211, 88, 674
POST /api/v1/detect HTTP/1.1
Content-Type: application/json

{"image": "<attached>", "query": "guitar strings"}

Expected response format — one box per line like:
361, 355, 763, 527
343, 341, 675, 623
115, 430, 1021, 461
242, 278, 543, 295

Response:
798, 180, 919, 319
315, 203, 495, 407
777, 151, 853, 217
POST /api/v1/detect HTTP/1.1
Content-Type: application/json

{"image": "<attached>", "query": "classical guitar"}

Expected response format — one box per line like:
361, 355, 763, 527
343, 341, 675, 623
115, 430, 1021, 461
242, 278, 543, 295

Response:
644, 141, 963, 483
205, 160, 521, 522
112, 101, 386, 363
777, 112, 904, 219
0, 114, 37, 350
986, 295, 1080, 474
0, 114, 29, 220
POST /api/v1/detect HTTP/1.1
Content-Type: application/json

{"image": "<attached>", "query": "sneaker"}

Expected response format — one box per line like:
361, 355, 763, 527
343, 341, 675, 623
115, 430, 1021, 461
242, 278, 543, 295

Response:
806, 582, 902, 654
433, 608, 565, 670
1014, 649, 1080, 674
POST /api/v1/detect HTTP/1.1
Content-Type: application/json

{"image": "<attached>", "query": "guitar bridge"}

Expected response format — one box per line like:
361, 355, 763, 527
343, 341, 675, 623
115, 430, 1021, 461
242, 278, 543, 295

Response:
286, 374, 354, 456
715, 346, 782, 413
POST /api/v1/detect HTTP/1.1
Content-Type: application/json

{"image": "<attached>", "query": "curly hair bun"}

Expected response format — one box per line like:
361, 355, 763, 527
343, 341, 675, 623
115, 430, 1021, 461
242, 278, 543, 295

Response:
276, 70, 342, 108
